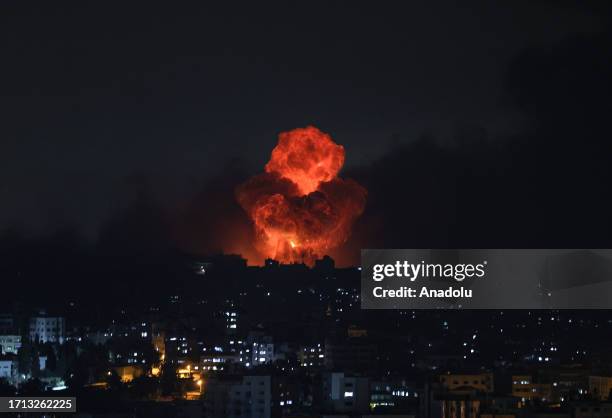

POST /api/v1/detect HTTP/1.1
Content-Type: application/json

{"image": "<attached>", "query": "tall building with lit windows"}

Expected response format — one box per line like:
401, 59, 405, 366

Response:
224, 302, 239, 335
298, 343, 325, 368
246, 332, 274, 367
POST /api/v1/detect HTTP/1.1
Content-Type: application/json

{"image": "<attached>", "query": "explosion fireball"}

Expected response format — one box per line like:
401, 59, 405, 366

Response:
236, 126, 366, 265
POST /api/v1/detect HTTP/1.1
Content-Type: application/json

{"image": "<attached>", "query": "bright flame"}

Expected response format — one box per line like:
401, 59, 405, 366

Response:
265, 126, 344, 195
236, 126, 366, 265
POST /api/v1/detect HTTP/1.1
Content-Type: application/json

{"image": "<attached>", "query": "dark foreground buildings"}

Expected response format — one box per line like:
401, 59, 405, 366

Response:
2, 255, 612, 418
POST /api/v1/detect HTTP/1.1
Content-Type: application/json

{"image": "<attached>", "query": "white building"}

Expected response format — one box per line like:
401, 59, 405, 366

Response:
0, 357, 16, 380
0, 335, 21, 355
229, 376, 271, 418
29, 316, 65, 344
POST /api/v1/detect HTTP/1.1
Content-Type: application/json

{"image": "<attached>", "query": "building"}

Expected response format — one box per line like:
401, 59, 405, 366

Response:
589, 376, 612, 401
574, 402, 612, 418
324, 338, 377, 372
511, 375, 554, 403
0, 335, 21, 355
204, 375, 271, 418
299, 343, 325, 369
224, 307, 239, 334
85, 330, 111, 346
0, 314, 14, 335
0, 355, 17, 383
370, 379, 420, 411
200, 353, 238, 372
271, 375, 303, 416
29, 315, 65, 344
433, 389, 520, 418
440, 372, 494, 393
323, 372, 370, 414
247, 333, 274, 367
439, 393, 481, 418
228, 376, 271, 418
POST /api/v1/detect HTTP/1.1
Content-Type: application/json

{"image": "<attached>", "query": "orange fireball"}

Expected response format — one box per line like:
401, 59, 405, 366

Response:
265, 126, 345, 195
236, 126, 366, 265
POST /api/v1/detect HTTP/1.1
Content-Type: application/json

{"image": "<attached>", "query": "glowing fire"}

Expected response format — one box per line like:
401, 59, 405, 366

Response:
265, 127, 344, 195
236, 126, 366, 265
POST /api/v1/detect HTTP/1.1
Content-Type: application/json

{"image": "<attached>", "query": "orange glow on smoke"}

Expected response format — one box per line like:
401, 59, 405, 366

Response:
236, 126, 366, 265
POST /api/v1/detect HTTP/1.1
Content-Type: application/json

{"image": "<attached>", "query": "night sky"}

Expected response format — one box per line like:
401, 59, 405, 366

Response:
1, 2, 611, 264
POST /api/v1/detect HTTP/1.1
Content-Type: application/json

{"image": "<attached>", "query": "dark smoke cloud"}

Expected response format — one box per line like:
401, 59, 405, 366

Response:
174, 159, 263, 263
346, 30, 612, 253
